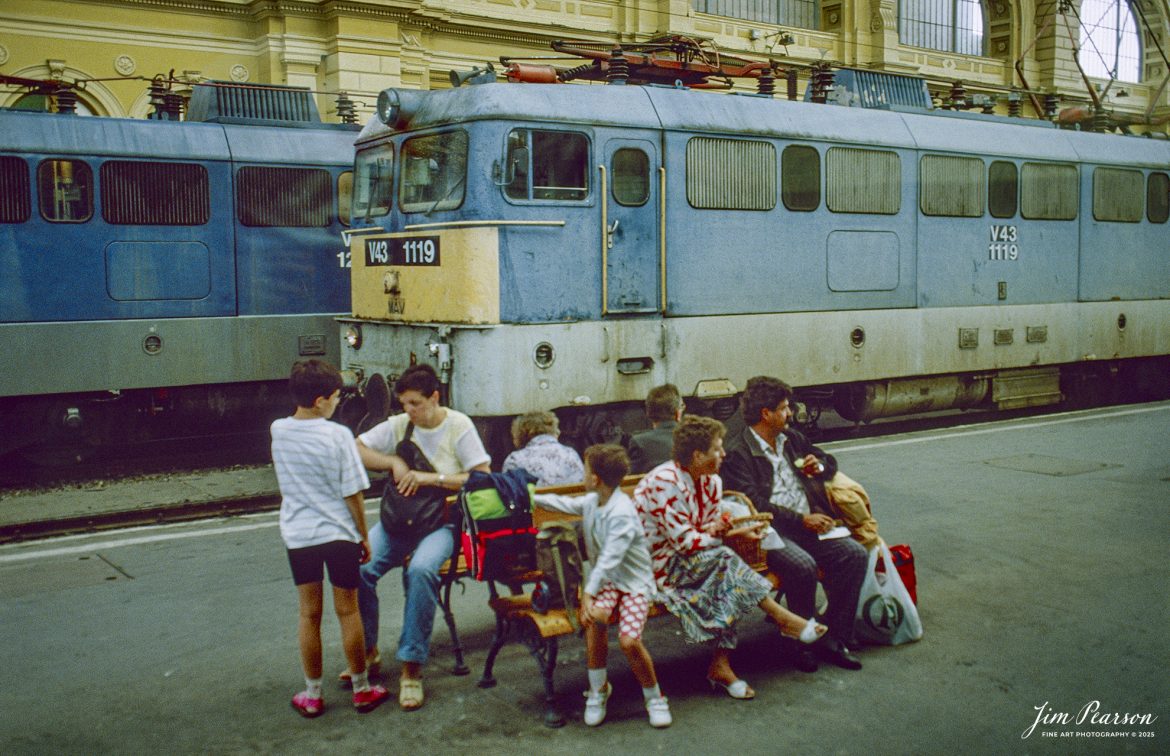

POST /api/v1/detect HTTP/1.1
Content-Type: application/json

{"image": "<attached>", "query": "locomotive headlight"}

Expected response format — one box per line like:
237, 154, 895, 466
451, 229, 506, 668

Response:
376, 89, 399, 125
345, 324, 363, 350
375, 89, 425, 130
533, 341, 555, 369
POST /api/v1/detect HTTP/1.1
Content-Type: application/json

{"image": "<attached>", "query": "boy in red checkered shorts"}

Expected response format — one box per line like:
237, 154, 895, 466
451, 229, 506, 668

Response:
533, 444, 670, 728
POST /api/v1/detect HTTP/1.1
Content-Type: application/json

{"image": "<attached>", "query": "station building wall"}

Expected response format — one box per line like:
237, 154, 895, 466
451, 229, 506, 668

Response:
0, 0, 1166, 132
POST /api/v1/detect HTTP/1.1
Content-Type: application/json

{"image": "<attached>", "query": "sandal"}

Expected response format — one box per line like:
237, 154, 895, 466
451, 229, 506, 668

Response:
782, 617, 828, 645
291, 691, 325, 718
399, 678, 424, 711
338, 650, 382, 687
707, 676, 754, 700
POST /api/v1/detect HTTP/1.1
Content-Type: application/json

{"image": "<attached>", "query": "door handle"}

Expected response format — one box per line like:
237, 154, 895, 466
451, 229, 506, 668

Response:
606, 219, 619, 249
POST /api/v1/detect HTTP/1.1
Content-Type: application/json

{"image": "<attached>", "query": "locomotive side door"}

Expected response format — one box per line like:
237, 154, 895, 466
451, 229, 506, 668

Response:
600, 138, 661, 314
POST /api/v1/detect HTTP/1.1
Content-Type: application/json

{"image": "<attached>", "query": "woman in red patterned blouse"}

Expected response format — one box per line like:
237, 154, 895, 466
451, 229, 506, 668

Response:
633, 416, 826, 700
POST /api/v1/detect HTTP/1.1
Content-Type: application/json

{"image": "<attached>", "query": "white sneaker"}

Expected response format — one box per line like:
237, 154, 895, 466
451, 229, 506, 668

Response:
646, 696, 672, 728
583, 682, 611, 726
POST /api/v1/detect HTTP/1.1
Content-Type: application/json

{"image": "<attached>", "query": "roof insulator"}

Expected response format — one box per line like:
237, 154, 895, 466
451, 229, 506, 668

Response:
606, 48, 629, 85
335, 91, 357, 124
54, 87, 77, 115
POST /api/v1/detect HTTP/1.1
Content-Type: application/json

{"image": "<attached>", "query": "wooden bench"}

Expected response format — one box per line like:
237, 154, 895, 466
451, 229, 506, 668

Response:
465, 477, 781, 727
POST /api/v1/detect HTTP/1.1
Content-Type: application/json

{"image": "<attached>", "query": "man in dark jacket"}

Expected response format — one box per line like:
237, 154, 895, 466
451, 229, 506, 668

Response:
721, 376, 867, 672
626, 383, 683, 474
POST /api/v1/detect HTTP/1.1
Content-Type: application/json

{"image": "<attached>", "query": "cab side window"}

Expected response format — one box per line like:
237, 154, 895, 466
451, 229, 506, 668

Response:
505, 129, 589, 201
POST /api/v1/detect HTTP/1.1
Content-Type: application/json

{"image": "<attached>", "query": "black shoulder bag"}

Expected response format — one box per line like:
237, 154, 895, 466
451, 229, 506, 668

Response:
379, 423, 448, 541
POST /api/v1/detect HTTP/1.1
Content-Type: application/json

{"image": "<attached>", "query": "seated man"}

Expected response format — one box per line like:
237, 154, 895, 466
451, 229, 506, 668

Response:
626, 383, 683, 474
720, 376, 867, 673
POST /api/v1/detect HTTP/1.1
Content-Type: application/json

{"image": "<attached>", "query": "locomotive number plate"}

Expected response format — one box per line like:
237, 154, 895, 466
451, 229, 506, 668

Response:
364, 236, 441, 266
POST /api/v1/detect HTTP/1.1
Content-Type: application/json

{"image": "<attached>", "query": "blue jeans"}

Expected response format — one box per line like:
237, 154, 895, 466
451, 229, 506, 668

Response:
358, 520, 454, 665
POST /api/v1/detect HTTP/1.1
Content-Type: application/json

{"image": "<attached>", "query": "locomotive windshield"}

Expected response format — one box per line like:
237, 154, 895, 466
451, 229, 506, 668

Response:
400, 130, 468, 213
353, 144, 393, 220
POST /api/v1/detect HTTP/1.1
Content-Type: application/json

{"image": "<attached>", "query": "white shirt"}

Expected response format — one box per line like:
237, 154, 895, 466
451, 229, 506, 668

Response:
271, 417, 370, 549
750, 428, 811, 516
359, 409, 490, 475
533, 489, 656, 598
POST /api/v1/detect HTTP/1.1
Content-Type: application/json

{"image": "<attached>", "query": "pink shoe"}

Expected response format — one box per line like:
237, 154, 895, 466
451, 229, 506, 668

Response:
291, 691, 324, 718
353, 684, 390, 713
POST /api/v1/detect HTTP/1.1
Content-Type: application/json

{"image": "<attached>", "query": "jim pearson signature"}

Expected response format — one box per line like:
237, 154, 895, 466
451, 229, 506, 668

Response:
1023, 701, 1158, 740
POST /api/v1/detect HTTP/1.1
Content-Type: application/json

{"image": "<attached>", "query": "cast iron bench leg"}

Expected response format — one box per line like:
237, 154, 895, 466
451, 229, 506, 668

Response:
440, 579, 469, 675
478, 613, 509, 688
534, 636, 564, 728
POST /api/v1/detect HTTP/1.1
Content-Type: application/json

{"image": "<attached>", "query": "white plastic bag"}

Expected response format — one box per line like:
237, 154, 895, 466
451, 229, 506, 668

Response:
854, 539, 923, 645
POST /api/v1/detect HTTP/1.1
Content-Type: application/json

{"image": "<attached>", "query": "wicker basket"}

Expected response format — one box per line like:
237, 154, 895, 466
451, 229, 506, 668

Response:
722, 491, 772, 572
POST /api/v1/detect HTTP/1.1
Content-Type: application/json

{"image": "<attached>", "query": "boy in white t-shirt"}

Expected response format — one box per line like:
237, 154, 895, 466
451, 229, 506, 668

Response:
271, 359, 389, 717
533, 444, 671, 729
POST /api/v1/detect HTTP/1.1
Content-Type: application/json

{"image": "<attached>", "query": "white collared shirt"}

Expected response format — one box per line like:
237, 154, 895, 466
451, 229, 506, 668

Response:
749, 428, 811, 516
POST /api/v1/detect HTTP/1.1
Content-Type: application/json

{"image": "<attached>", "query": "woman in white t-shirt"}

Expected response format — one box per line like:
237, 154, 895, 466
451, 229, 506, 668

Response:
351, 364, 490, 711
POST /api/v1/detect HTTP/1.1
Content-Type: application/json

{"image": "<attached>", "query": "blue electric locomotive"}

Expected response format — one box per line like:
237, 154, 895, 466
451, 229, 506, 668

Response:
0, 82, 358, 460
337, 67, 1170, 458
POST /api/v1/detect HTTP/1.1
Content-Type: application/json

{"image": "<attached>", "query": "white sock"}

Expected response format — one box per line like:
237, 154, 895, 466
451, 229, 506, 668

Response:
305, 677, 323, 698
642, 684, 661, 701
587, 668, 608, 693
350, 670, 370, 692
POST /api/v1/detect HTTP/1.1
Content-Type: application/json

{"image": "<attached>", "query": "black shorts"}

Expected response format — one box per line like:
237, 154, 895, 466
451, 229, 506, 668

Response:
287, 540, 362, 589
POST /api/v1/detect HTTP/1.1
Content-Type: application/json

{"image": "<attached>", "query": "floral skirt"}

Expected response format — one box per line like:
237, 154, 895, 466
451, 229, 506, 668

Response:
660, 545, 772, 649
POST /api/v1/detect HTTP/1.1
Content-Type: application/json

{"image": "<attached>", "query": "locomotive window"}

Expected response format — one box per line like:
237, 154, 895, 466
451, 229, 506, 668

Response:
1148, 172, 1169, 224
38, 160, 93, 223
1092, 167, 1143, 223
919, 155, 984, 217
237, 167, 331, 227
826, 147, 900, 214
505, 130, 589, 202
686, 137, 776, 210
400, 130, 468, 213
353, 145, 393, 219
338, 171, 353, 227
988, 161, 1018, 219
612, 148, 649, 206
0, 156, 31, 223
100, 161, 209, 225
781, 145, 820, 212
1020, 163, 1078, 221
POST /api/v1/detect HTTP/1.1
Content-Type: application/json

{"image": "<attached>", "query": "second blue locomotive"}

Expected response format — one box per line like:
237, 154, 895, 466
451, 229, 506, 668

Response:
0, 81, 358, 460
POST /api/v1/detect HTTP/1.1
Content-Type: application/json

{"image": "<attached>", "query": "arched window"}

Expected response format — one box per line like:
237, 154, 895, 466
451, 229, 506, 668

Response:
900, 0, 987, 56
692, 0, 819, 29
1079, 0, 1142, 82
10, 92, 94, 115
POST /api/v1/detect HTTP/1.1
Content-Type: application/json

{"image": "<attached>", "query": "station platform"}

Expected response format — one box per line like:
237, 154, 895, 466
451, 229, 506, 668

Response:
0, 464, 280, 541
1, 402, 1167, 753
